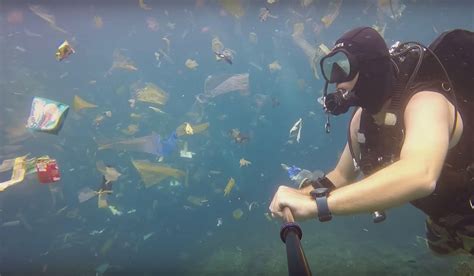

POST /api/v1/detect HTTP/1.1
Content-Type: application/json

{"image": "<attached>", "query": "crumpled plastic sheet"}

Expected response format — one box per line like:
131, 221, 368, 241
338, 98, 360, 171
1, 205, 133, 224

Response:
196, 73, 249, 103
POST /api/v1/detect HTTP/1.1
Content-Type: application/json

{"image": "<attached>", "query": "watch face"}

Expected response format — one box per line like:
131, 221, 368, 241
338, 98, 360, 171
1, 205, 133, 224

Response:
313, 187, 329, 197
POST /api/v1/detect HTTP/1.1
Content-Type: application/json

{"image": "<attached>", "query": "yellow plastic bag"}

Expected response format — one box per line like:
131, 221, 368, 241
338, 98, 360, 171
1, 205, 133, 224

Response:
132, 160, 185, 188
176, 122, 209, 137
0, 156, 27, 192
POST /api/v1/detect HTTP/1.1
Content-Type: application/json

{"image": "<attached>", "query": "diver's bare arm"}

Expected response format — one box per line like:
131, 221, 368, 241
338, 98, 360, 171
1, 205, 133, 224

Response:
326, 143, 360, 188
327, 92, 452, 215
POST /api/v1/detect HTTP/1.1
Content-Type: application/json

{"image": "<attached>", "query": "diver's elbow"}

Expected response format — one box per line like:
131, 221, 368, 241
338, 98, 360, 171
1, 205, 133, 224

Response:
417, 165, 438, 197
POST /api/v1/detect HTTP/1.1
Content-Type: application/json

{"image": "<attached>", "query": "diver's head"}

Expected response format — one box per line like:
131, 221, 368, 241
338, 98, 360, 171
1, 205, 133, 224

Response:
320, 27, 393, 115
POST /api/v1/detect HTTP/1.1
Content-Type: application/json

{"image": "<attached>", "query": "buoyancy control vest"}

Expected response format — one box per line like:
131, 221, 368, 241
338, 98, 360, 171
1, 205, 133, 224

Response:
348, 29, 474, 221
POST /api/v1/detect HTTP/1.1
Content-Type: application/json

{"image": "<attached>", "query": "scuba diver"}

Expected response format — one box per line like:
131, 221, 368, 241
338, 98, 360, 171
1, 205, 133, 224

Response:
214, 49, 233, 65
269, 27, 474, 255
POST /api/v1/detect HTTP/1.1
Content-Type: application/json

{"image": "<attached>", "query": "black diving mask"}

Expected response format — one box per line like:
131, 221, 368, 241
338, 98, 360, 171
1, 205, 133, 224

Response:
320, 49, 359, 84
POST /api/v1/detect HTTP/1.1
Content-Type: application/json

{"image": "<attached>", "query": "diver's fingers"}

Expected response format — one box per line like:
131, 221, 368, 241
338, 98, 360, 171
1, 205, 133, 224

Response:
269, 186, 287, 216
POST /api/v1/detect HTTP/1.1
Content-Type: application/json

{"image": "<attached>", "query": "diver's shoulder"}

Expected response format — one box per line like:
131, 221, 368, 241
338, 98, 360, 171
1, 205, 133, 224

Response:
406, 90, 451, 107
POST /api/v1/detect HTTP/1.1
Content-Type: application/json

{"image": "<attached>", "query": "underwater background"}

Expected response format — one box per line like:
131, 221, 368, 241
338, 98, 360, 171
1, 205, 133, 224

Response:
0, 0, 473, 275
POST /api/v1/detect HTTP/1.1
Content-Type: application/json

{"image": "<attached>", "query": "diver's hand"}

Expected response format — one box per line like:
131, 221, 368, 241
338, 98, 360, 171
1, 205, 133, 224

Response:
269, 185, 317, 221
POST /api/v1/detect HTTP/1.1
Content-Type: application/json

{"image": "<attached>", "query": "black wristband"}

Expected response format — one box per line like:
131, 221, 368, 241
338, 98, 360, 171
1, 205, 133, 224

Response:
309, 176, 336, 191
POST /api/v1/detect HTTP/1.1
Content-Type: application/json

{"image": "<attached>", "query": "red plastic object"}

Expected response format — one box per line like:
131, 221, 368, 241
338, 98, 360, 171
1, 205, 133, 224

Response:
36, 158, 61, 184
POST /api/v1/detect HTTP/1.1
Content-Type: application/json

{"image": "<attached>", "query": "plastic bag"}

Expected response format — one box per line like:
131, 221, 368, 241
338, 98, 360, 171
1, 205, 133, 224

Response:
197, 73, 249, 103
107, 49, 138, 75
321, 0, 342, 28
132, 82, 169, 106
185, 59, 198, 70
219, 0, 244, 18
55, 40, 75, 61
378, 0, 406, 20
289, 118, 302, 143
26, 97, 69, 134
28, 4, 67, 33
0, 156, 26, 192
98, 132, 177, 157
224, 177, 235, 196
132, 160, 185, 188
96, 161, 121, 183
176, 122, 209, 137
233, 208, 244, 219
73, 95, 97, 112
78, 187, 96, 203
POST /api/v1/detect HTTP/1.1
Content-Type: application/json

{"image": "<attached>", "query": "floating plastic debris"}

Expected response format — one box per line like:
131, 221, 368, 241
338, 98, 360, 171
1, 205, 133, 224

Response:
249, 32, 258, 44
100, 235, 116, 256
29, 5, 68, 33
289, 118, 303, 143
108, 205, 122, 216
239, 158, 251, 168
246, 201, 259, 211
224, 177, 235, 196
93, 16, 103, 29
1, 220, 21, 227
132, 82, 169, 106
132, 160, 185, 188
373, 22, 387, 37
378, 0, 406, 20
97, 191, 110, 208
197, 73, 249, 103
292, 22, 327, 79
180, 141, 195, 159
162, 36, 171, 53
217, 218, 223, 227
26, 97, 69, 134
321, 0, 342, 28
143, 232, 154, 240
73, 95, 97, 112
96, 161, 121, 183
0, 156, 27, 192
219, 0, 245, 18
264, 212, 272, 221
184, 123, 194, 135
107, 49, 138, 75
122, 124, 139, 136
56, 40, 75, 61
220, 49, 234, 65
78, 187, 97, 203
187, 195, 208, 206
211, 37, 224, 54
232, 208, 244, 220
185, 59, 199, 70
139, 0, 152, 10
229, 128, 249, 144
99, 132, 177, 157
259, 7, 277, 22
148, 106, 166, 114
146, 17, 159, 32
35, 157, 61, 183
268, 60, 282, 72
96, 263, 110, 275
